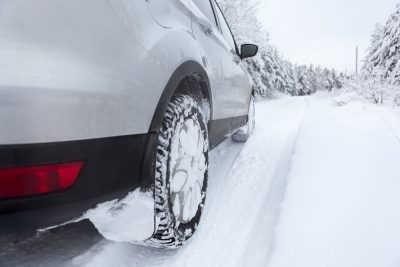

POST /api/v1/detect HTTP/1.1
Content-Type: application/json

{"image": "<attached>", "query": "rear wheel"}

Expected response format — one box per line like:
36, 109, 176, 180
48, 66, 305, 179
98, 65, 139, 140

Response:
232, 95, 255, 142
147, 95, 209, 248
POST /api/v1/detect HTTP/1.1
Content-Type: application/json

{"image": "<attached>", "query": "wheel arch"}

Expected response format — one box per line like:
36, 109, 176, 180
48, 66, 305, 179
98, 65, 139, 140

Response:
148, 60, 213, 133
140, 60, 213, 232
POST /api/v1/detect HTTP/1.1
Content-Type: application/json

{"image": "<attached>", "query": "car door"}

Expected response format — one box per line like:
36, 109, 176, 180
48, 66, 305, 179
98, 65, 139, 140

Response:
212, 1, 253, 118
190, 0, 238, 120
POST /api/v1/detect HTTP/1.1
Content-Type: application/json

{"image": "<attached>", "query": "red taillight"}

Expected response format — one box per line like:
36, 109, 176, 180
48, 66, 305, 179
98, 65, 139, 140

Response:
0, 161, 84, 199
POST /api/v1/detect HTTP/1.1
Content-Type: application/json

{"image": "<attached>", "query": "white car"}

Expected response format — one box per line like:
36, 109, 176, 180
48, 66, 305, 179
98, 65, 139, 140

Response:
0, 0, 257, 248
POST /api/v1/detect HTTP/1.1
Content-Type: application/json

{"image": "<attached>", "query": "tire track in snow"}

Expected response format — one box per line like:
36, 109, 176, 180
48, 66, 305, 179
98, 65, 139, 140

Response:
242, 98, 309, 267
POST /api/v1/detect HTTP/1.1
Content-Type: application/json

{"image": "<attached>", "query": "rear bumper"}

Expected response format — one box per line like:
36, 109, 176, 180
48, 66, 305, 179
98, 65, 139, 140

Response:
0, 134, 156, 233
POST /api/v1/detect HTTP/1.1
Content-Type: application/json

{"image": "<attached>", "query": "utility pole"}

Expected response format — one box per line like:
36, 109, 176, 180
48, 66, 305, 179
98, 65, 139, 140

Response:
355, 46, 359, 75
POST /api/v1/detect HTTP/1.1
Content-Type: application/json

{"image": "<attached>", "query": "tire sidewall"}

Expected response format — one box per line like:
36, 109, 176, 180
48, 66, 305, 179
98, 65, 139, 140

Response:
148, 95, 209, 248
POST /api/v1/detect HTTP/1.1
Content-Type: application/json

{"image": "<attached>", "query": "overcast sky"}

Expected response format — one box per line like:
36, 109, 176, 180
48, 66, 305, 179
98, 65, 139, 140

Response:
258, 0, 398, 73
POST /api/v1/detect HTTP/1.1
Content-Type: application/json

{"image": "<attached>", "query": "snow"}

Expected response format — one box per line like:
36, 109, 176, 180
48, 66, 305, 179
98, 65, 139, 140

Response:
68, 97, 308, 267
267, 98, 400, 267
2, 96, 400, 267
169, 117, 206, 223
364, 4, 400, 84
84, 189, 154, 244
37, 189, 155, 244
218, 0, 343, 99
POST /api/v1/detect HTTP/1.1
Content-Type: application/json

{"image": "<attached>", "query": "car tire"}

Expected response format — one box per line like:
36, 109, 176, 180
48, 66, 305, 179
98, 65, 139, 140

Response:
147, 95, 209, 248
232, 95, 255, 143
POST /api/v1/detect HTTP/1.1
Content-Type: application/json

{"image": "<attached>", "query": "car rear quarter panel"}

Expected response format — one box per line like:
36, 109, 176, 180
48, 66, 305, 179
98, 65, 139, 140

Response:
0, 0, 203, 145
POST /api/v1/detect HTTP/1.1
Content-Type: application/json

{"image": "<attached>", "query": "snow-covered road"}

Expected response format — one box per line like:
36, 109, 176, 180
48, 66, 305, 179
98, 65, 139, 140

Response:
1, 96, 400, 267
268, 98, 400, 267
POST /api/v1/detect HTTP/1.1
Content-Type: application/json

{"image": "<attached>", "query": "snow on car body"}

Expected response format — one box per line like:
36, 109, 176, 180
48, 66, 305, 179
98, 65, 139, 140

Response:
0, 0, 257, 247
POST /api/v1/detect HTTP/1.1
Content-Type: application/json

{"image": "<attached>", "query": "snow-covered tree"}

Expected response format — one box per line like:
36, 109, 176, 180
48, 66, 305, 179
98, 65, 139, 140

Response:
352, 3, 400, 104
282, 60, 296, 95
364, 4, 400, 84
217, 0, 265, 46
295, 65, 312, 95
216, 0, 342, 98
364, 24, 385, 73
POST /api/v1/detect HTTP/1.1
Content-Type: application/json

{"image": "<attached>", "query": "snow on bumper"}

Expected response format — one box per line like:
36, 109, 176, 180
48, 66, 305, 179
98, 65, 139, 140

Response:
84, 189, 155, 243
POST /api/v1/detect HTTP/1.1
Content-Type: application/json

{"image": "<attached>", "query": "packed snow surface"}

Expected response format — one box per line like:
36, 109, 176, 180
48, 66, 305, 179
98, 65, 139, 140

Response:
268, 98, 400, 267
1, 96, 400, 267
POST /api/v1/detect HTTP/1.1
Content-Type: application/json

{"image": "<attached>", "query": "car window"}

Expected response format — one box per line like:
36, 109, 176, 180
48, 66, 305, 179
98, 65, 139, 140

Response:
193, 0, 218, 28
213, 1, 237, 51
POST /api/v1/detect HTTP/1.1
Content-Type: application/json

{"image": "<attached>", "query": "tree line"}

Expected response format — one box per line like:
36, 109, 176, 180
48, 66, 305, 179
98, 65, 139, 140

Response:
217, 0, 343, 98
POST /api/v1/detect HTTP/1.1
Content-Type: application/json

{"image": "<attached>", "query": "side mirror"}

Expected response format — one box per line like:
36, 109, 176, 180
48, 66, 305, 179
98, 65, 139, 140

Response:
240, 44, 258, 59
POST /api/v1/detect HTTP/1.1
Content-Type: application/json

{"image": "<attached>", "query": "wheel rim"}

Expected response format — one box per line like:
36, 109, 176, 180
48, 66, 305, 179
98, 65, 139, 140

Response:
169, 118, 206, 224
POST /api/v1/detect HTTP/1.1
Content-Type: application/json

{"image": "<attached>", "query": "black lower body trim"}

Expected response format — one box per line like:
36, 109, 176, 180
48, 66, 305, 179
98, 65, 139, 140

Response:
209, 115, 247, 149
0, 134, 154, 232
